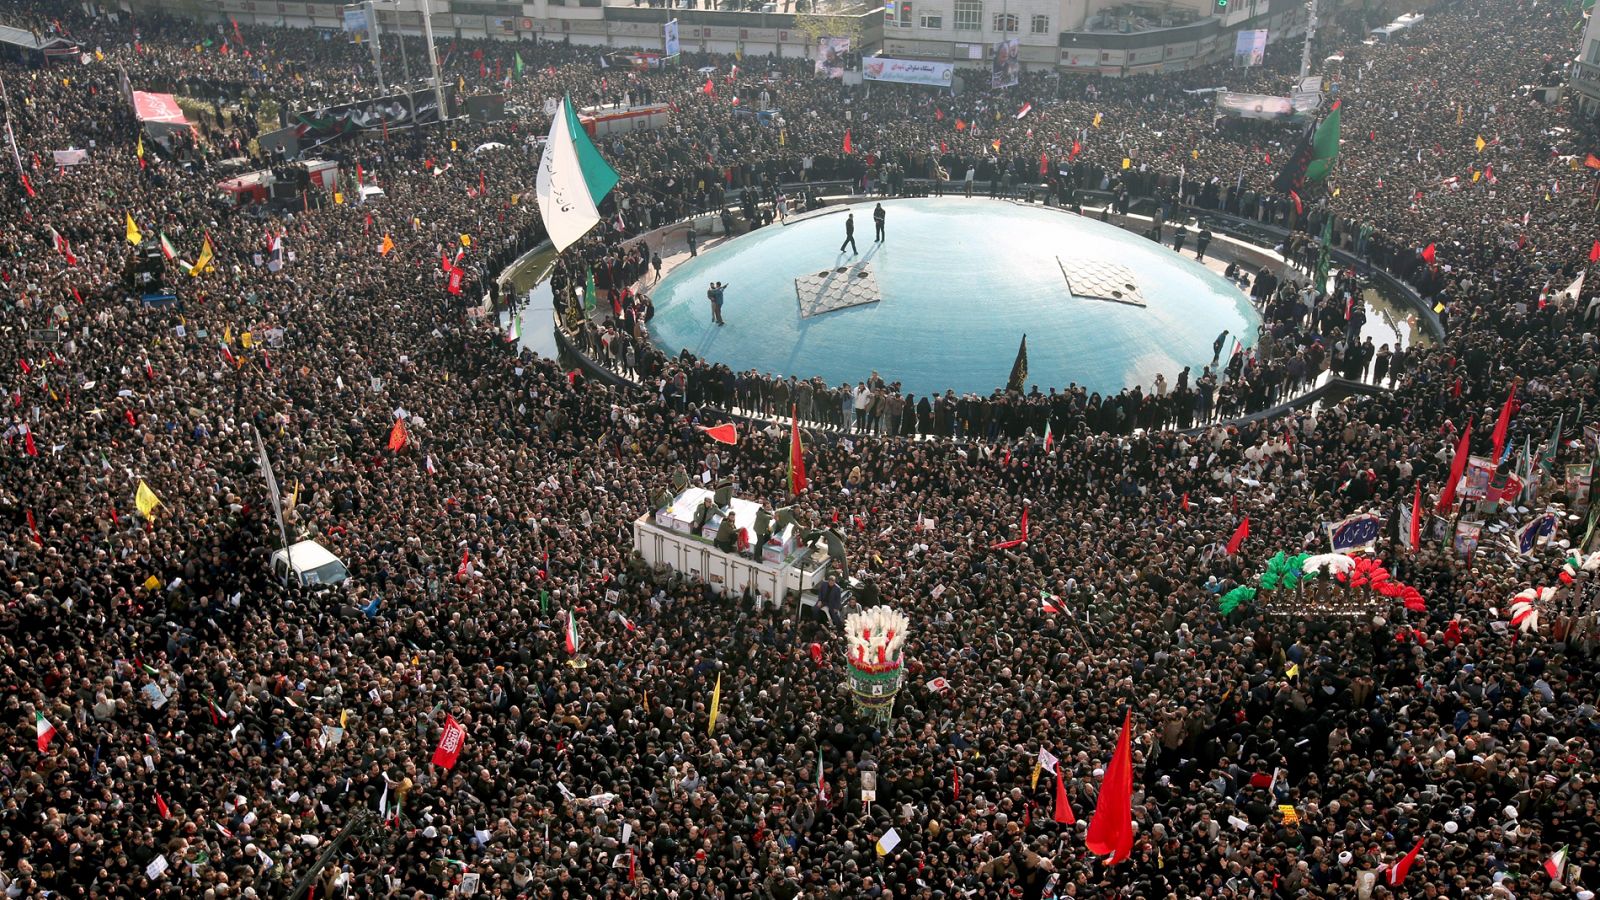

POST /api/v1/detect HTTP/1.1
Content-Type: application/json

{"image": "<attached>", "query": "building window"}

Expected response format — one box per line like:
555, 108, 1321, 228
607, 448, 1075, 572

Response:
898, 0, 913, 26
1589, 39, 1600, 66
920, 11, 942, 28
992, 12, 1018, 32
954, 0, 982, 31
1031, 13, 1050, 34
885, 0, 913, 26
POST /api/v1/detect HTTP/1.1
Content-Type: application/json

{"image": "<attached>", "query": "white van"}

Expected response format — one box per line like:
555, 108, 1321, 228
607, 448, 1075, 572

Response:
271, 540, 350, 589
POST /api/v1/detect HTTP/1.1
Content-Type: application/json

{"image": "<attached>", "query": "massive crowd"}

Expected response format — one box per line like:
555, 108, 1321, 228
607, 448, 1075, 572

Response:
3, 0, 1600, 897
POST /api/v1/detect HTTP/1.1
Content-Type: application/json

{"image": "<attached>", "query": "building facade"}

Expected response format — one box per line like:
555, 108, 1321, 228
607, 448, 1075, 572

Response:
1571, 7, 1600, 116
130, 0, 1307, 76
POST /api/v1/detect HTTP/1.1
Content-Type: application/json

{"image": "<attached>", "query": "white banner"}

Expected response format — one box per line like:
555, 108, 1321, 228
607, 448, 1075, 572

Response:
663, 19, 679, 57
862, 56, 954, 87
1215, 91, 1318, 121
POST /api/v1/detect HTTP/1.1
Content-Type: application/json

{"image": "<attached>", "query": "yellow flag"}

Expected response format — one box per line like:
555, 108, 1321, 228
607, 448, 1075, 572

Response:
379, 234, 395, 256
188, 234, 213, 277
340, 709, 349, 728
95, 48, 104, 61
641, 691, 650, 715
460, 234, 471, 248
333, 191, 344, 205
1285, 662, 1300, 679
1434, 302, 1446, 313
223, 325, 233, 345
1474, 135, 1486, 153
1472, 171, 1481, 183
510, 193, 521, 206
125, 212, 143, 246
1455, 104, 1463, 125
1030, 762, 1042, 791
1122, 158, 1131, 170
457, 76, 465, 94
142, 575, 161, 590
241, 331, 253, 349
289, 480, 300, 509
135, 480, 162, 520
450, 139, 458, 152
1191, 149, 1199, 160
1092, 112, 1102, 128
707, 672, 722, 735
136, 134, 144, 162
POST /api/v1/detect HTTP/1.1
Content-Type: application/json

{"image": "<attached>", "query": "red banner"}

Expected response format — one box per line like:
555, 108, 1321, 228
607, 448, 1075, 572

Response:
431, 715, 467, 769
131, 92, 191, 126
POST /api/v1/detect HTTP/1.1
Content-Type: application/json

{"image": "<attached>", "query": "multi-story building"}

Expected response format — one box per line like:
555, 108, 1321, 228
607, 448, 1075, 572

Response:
127, 0, 1307, 76
1571, 6, 1600, 116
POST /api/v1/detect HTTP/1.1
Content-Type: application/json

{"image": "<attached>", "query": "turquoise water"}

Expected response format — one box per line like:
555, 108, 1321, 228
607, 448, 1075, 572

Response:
648, 199, 1261, 398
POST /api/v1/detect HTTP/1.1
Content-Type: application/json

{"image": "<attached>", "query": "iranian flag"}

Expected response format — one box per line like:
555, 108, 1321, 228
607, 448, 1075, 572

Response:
816, 747, 830, 806
47, 226, 77, 265
535, 95, 620, 252
1545, 846, 1568, 882
564, 610, 581, 655
1042, 421, 1054, 451
35, 711, 57, 752
159, 231, 179, 261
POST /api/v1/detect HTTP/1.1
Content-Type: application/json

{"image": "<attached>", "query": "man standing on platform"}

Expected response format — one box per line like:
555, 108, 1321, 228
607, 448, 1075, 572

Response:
1195, 227, 1213, 261
840, 213, 858, 255
873, 203, 886, 242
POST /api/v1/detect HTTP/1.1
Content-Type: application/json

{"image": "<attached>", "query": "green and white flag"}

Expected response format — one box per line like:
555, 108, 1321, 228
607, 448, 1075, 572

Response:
536, 94, 619, 253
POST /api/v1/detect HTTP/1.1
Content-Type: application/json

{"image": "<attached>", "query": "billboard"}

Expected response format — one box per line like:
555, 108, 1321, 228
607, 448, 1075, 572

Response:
863, 56, 955, 87
293, 87, 447, 146
816, 37, 850, 78
1233, 29, 1266, 67
1215, 91, 1318, 121
991, 38, 1020, 88
664, 19, 679, 57
342, 7, 369, 37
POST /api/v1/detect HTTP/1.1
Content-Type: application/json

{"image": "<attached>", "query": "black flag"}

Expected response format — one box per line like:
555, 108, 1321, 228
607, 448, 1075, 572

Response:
1006, 334, 1029, 393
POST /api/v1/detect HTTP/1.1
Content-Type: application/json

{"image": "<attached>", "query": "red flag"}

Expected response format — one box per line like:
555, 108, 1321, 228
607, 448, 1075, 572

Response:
446, 267, 464, 295
456, 547, 471, 581
1225, 517, 1249, 556
953, 763, 961, 801
155, 792, 171, 819
1590, 240, 1600, 263
1421, 243, 1437, 265
934, 108, 944, 121
431, 714, 467, 770
788, 405, 807, 495
1039, 152, 1049, 176
387, 418, 408, 452
25, 509, 39, 543
842, 130, 853, 155
1490, 382, 1517, 463
955, 119, 966, 131
1070, 140, 1082, 161
1586, 153, 1600, 170
1180, 492, 1190, 512
1436, 416, 1474, 513
1054, 767, 1076, 825
1386, 837, 1425, 886
1409, 481, 1422, 552
23, 431, 37, 457
990, 504, 1030, 549
701, 423, 738, 445
1085, 710, 1134, 864
702, 77, 715, 95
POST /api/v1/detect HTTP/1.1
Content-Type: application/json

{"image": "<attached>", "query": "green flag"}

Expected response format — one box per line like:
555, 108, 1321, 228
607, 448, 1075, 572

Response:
585, 266, 598, 312
1304, 101, 1342, 183
514, 52, 525, 78
1313, 215, 1333, 294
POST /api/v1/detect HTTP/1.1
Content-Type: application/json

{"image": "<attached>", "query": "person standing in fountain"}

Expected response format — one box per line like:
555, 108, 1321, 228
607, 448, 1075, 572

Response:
840, 213, 858, 255
873, 203, 886, 242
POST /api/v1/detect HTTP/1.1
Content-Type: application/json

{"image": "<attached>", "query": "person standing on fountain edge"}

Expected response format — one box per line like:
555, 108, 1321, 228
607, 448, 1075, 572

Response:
840, 212, 858, 255
874, 203, 886, 242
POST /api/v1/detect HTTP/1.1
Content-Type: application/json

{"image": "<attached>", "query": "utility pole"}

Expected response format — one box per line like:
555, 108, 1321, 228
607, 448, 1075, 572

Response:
1299, 0, 1318, 80
418, 0, 448, 122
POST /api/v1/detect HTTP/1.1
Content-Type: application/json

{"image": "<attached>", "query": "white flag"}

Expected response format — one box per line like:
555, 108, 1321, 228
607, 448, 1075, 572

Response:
536, 95, 619, 253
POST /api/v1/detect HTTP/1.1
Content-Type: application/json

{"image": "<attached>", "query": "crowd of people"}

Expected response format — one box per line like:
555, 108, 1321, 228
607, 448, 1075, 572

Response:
3, 0, 1600, 897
